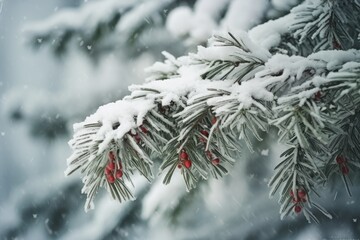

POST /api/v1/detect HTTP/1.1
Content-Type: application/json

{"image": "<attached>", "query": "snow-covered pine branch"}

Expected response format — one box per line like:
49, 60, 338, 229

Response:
23, 0, 301, 55
290, 0, 360, 51
62, 0, 360, 223
24, 0, 177, 55
69, 27, 360, 220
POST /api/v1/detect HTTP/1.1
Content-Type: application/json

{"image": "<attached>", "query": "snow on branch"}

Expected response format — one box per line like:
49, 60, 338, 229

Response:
66, 28, 360, 221
24, 0, 175, 54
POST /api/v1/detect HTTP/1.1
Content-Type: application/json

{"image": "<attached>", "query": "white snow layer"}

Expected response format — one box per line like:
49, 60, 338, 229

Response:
72, 29, 360, 157
220, 0, 269, 32
166, 0, 266, 43
24, 0, 136, 36
272, 0, 299, 11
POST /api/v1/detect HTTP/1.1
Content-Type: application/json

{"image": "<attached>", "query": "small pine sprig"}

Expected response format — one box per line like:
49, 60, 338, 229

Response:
269, 145, 332, 223
197, 32, 269, 82
65, 98, 174, 211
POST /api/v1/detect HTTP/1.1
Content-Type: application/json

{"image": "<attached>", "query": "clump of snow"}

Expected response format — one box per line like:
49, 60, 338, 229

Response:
309, 49, 360, 71
190, 14, 217, 43
249, 13, 295, 50
221, 0, 269, 31
166, 0, 270, 44
24, 0, 135, 36
166, 6, 193, 38
194, 0, 230, 20
261, 149, 269, 156
340, 62, 360, 72
166, 3, 217, 43
266, 54, 324, 79
272, 0, 298, 11
116, 0, 171, 34
144, 51, 181, 82
204, 31, 271, 62
76, 98, 155, 154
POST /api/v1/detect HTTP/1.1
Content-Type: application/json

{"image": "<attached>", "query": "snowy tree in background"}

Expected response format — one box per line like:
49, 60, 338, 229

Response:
3, 0, 360, 239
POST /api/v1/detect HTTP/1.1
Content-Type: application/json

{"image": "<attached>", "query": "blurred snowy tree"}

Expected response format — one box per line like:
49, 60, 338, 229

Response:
2, 0, 360, 239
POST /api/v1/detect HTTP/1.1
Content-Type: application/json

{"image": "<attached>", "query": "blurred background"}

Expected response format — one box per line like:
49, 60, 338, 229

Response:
0, 0, 359, 239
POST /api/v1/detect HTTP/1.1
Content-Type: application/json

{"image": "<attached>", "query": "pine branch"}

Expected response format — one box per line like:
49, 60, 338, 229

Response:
290, 0, 360, 51
197, 32, 270, 83
66, 29, 360, 223
24, 0, 178, 56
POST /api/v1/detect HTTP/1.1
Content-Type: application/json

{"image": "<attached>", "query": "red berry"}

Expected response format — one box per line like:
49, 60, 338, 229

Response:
107, 174, 115, 183
184, 159, 192, 169
107, 161, 115, 170
115, 170, 123, 179
140, 125, 148, 134
177, 164, 182, 169
298, 189, 306, 199
341, 165, 349, 175
336, 156, 346, 164
179, 151, 189, 160
212, 158, 220, 165
294, 205, 302, 213
134, 133, 141, 143
109, 151, 116, 161
104, 167, 112, 175
211, 117, 217, 125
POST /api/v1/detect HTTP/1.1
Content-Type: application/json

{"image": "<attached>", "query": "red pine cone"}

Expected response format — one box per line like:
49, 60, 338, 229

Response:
294, 205, 302, 214
212, 158, 220, 165
115, 170, 123, 179
184, 159, 192, 169
107, 174, 115, 183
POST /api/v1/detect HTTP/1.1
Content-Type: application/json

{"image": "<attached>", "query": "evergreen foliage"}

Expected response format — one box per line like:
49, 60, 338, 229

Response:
58, 0, 360, 222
